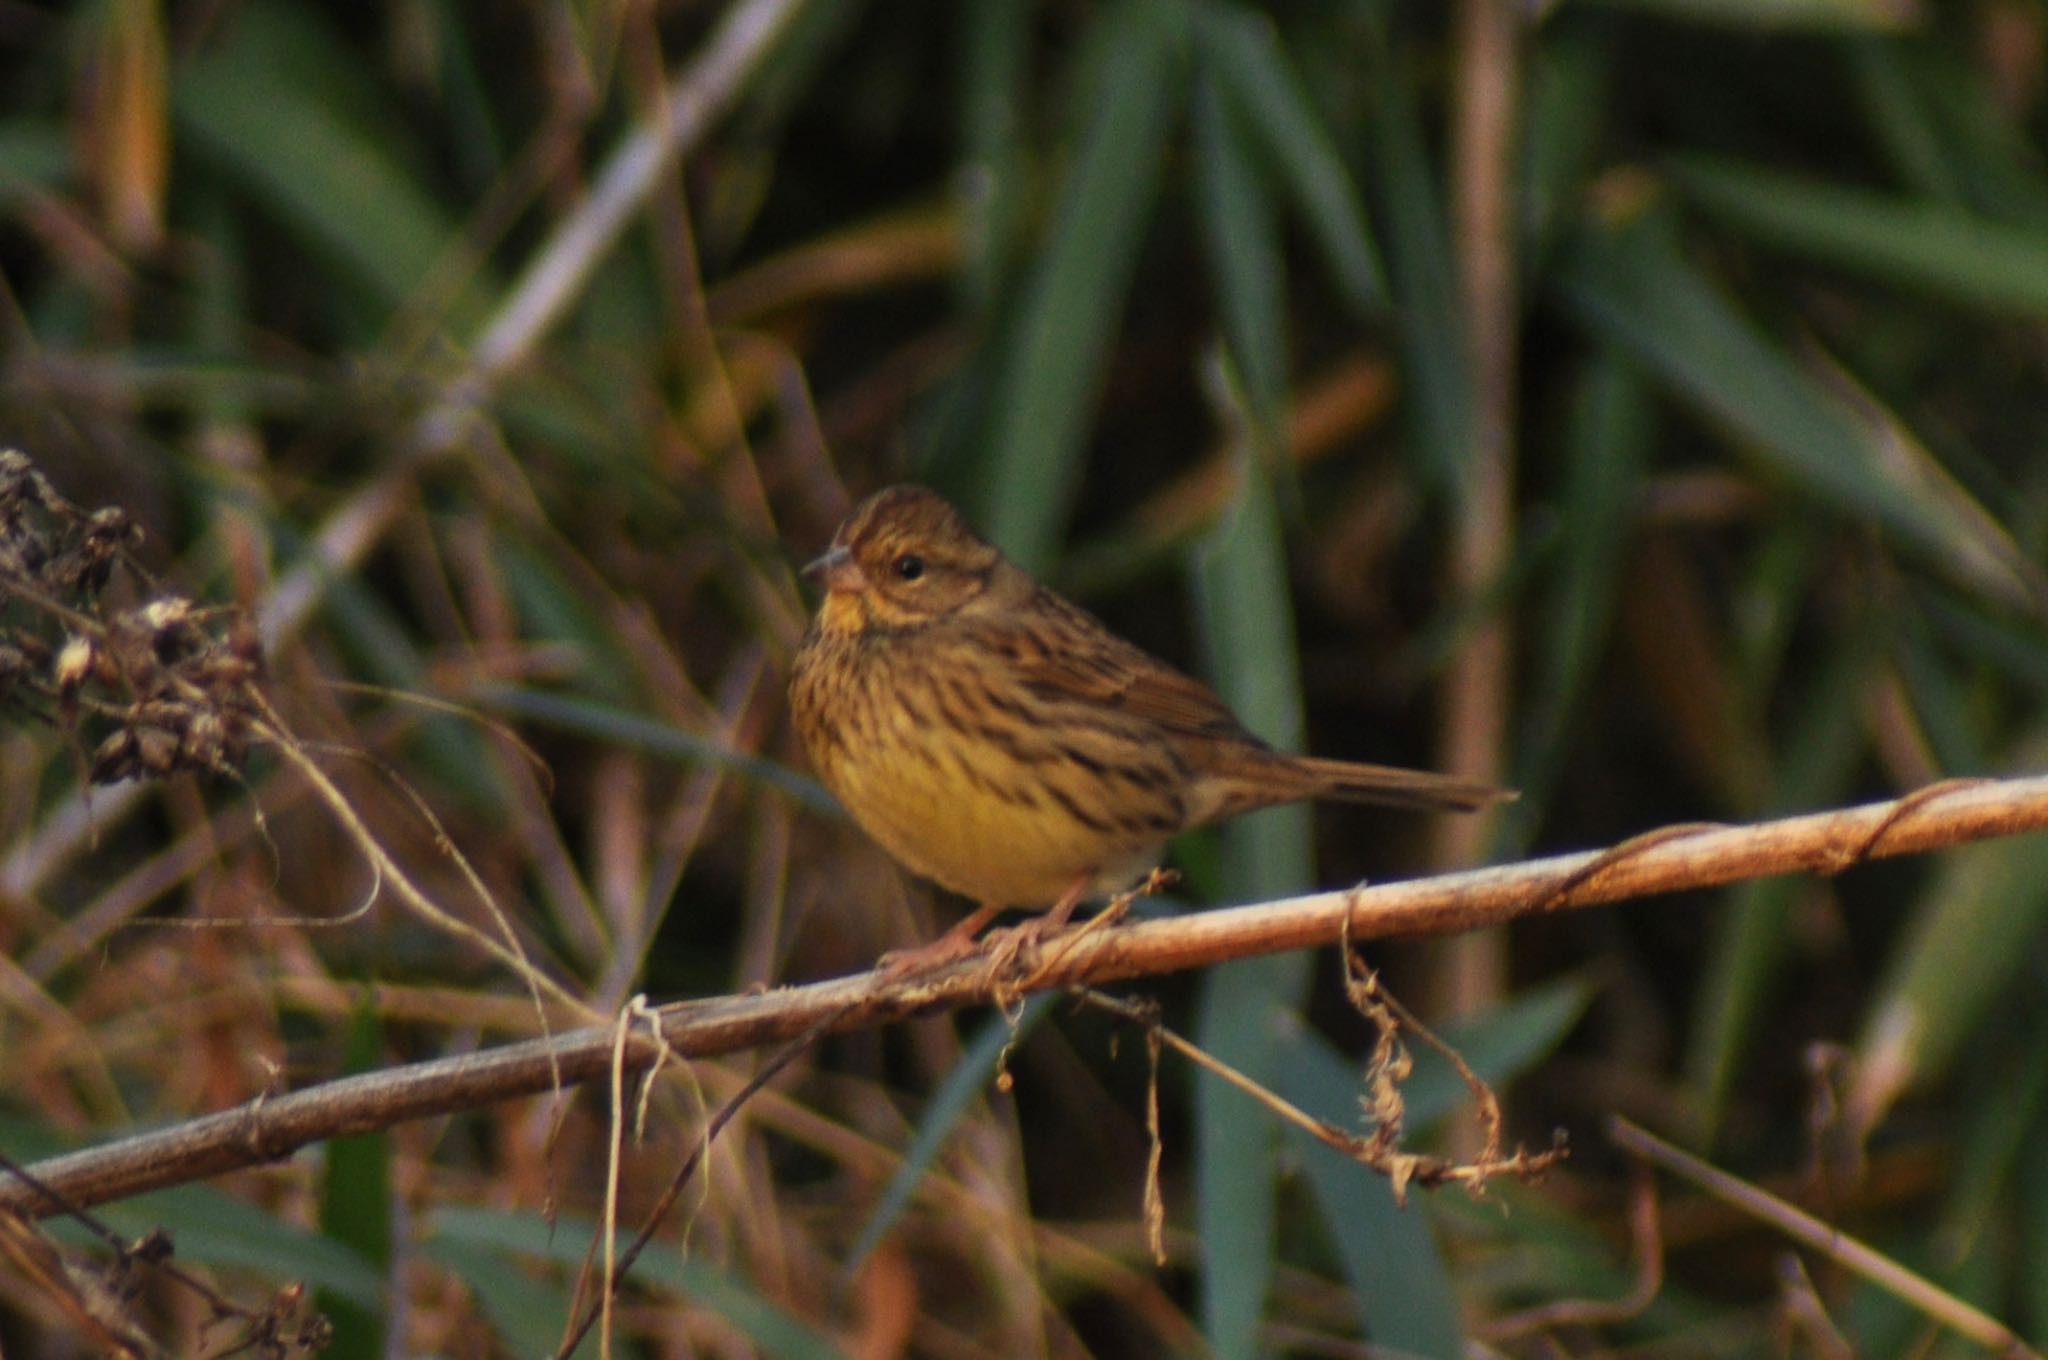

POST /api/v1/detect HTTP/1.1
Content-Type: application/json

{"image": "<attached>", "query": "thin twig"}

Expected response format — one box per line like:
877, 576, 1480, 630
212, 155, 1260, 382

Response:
6, 775, 2048, 1217
1482, 1157, 1663, 1339
1610, 1117, 2039, 1358
553, 1003, 854, 1359
0, 1149, 327, 1354
251, 701, 582, 1017
1775, 1254, 1856, 1360
1074, 988, 1563, 1201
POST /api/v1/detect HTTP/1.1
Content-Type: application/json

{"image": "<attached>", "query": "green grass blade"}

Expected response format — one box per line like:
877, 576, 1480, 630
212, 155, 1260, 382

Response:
1192, 965, 1286, 1360
1190, 437, 1309, 896
1361, 30, 1471, 496
1400, 975, 1598, 1131
0, 118, 68, 204
1922, 591, 2048, 702
1431, 1182, 1725, 1341
1516, 349, 1652, 821
1684, 626, 1873, 1136
1556, 205, 1969, 565
2023, 1141, 2048, 1339
1890, 595, 1989, 775
429, 1207, 848, 1358
1192, 1, 1384, 312
1855, 739, 2048, 1122
313, 566, 503, 815
1904, 42, 2048, 224
415, 0, 507, 188
1, 1135, 384, 1325
317, 1006, 392, 1360
1191, 72, 1287, 447
1189, 457, 1312, 1359
1522, 28, 1614, 272
1266, 981, 1591, 1355
481, 687, 837, 814
1277, 1031, 1461, 1357
173, 0, 473, 323
957, 0, 1033, 317
1847, 37, 1965, 204
844, 995, 1055, 1270
978, 0, 1182, 571
81, 1183, 385, 1308
1936, 1006, 2048, 1264
1671, 155, 2048, 318
421, 1232, 592, 1357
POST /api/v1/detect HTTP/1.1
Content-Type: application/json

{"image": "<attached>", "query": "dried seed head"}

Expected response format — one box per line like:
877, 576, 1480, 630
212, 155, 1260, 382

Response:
83, 506, 137, 546
134, 724, 180, 776
139, 598, 191, 633
228, 614, 264, 675
183, 709, 224, 764
89, 729, 136, 782
0, 452, 262, 784
54, 636, 95, 694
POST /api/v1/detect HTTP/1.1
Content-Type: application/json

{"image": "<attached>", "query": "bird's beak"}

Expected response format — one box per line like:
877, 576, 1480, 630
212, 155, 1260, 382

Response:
802, 545, 870, 594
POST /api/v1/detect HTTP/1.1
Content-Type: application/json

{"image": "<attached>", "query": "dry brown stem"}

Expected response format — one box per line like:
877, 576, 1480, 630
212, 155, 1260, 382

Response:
1481, 1158, 1664, 1340
1076, 986, 1563, 1210
5, 773, 2048, 1218
1436, 0, 1523, 1021
1610, 1116, 2040, 1358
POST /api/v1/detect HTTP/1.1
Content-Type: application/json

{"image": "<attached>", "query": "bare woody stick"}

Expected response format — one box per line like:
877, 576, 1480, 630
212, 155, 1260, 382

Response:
5, 773, 2047, 1218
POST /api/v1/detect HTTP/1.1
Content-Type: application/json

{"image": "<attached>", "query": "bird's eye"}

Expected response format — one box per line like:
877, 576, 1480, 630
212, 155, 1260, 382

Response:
893, 553, 925, 581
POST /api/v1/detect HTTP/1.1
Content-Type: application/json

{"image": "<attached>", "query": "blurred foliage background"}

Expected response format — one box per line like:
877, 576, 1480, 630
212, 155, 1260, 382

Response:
4, 0, 2048, 1354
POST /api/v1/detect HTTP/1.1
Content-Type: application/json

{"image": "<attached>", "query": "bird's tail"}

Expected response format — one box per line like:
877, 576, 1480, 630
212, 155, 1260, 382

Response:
1199, 750, 1513, 822
1288, 755, 1512, 813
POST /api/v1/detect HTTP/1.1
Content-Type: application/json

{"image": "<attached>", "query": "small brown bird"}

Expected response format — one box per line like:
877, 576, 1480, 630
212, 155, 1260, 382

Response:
789, 486, 1508, 967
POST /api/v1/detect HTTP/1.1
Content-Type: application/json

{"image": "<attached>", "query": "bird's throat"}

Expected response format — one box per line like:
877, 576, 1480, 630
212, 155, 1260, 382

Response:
816, 590, 873, 638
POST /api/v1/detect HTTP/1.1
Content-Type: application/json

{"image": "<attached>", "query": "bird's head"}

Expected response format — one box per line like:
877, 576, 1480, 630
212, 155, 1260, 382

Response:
804, 485, 1008, 635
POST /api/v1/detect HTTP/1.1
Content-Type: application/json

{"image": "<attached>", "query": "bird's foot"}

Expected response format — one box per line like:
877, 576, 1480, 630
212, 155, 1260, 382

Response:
874, 932, 986, 980
996, 866, 1177, 962
872, 900, 1008, 980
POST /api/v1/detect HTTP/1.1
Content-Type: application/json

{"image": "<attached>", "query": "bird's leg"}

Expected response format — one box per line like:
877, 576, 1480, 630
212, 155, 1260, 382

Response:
997, 873, 1097, 955
875, 899, 1008, 977
1041, 874, 1094, 933
1013, 867, 1176, 953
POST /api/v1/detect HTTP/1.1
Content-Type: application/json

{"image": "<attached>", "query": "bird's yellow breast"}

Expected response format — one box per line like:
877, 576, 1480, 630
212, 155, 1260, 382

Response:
791, 628, 1168, 907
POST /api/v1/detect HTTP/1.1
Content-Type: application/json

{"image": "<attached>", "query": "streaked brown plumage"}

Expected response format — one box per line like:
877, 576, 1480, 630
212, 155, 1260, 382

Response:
789, 486, 1508, 965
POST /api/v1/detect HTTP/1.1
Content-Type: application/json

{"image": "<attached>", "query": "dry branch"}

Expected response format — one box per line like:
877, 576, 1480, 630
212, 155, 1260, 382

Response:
5, 773, 2047, 1218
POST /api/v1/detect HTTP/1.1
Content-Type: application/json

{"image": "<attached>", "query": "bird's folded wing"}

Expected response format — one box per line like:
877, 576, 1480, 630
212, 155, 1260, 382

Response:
1007, 600, 1251, 741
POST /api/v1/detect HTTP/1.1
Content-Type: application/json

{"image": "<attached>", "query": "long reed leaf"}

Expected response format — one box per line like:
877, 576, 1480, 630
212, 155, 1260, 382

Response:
1672, 156, 2048, 318
1192, 2, 1384, 313
1190, 446, 1311, 1360
1558, 206, 1968, 565
978, 0, 1181, 571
